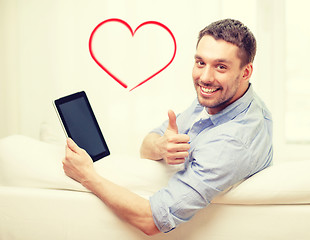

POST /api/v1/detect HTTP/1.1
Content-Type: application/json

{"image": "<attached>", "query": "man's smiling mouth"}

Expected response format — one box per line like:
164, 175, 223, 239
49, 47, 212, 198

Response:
201, 87, 218, 93
200, 86, 220, 96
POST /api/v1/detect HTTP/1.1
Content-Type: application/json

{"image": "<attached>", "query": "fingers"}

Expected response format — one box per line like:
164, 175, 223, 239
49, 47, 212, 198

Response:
66, 138, 81, 154
166, 133, 190, 144
165, 141, 190, 165
167, 143, 191, 153
166, 158, 187, 165
167, 151, 189, 159
64, 139, 82, 167
64, 138, 77, 164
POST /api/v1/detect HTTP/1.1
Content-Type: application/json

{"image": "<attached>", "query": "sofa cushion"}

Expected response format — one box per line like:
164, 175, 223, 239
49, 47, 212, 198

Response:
0, 135, 180, 197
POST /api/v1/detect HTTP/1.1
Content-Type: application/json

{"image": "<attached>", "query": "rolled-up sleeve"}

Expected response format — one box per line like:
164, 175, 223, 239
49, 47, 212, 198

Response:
149, 168, 216, 233
149, 136, 251, 233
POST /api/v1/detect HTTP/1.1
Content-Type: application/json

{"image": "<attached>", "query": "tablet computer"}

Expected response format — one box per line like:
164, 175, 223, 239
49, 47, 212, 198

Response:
54, 91, 110, 161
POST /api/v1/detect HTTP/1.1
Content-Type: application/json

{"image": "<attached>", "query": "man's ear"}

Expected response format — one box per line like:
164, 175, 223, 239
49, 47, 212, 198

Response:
242, 63, 253, 81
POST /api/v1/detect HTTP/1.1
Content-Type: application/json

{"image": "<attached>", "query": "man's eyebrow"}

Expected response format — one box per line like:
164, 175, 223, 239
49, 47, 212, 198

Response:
194, 54, 233, 64
215, 59, 233, 64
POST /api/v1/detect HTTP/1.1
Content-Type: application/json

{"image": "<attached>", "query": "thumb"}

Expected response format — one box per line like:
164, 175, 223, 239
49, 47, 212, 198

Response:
67, 138, 80, 153
167, 110, 178, 133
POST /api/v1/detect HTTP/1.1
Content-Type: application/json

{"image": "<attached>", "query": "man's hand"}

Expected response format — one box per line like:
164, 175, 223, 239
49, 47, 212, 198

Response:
62, 138, 97, 185
156, 110, 191, 165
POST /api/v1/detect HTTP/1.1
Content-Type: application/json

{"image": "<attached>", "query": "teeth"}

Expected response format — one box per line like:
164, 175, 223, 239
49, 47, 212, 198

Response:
201, 87, 217, 93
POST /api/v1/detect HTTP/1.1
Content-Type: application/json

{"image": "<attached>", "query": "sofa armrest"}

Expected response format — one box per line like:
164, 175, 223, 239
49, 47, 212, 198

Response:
213, 159, 310, 205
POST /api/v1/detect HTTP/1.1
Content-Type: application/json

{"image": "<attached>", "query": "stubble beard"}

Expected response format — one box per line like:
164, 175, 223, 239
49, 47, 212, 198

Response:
194, 75, 241, 113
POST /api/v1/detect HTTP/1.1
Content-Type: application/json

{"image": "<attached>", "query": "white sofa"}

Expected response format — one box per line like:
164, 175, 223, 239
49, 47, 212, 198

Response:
1, 134, 310, 240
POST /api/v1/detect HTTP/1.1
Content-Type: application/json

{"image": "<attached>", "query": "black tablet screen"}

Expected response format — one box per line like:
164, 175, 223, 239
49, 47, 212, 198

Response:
54, 91, 110, 161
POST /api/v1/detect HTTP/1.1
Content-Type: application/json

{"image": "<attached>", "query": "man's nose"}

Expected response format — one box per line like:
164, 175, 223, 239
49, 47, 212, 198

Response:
199, 66, 214, 84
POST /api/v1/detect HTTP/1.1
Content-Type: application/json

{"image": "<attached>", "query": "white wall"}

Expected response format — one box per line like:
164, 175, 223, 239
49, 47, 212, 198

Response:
1, 0, 309, 161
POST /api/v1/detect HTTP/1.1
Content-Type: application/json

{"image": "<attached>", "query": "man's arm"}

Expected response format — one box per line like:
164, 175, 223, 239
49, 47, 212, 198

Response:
140, 110, 191, 165
140, 132, 166, 160
63, 138, 160, 236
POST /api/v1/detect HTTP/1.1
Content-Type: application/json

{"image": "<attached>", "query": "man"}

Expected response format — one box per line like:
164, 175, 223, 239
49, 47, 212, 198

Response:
63, 19, 273, 235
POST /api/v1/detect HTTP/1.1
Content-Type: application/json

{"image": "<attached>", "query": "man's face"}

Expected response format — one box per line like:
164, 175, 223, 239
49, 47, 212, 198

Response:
192, 35, 251, 115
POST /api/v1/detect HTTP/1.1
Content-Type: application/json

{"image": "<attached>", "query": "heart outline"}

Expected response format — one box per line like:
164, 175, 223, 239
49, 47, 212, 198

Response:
88, 18, 177, 91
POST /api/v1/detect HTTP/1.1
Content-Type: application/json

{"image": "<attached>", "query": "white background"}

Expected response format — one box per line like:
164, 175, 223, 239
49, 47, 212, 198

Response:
1, 0, 309, 163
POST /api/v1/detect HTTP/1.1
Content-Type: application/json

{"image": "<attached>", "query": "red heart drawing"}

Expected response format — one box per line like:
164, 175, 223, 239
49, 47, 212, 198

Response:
89, 18, 177, 91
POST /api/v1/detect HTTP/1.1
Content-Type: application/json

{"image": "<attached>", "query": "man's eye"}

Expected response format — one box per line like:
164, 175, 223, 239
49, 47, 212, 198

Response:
216, 65, 227, 70
196, 61, 205, 66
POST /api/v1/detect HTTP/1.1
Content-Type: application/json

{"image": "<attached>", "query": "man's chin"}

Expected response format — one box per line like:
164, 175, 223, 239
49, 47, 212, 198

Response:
197, 96, 224, 114
197, 95, 212, 107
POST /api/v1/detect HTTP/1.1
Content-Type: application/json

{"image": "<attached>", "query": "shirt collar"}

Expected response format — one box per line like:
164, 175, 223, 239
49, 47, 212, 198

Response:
195, 84, 254, 126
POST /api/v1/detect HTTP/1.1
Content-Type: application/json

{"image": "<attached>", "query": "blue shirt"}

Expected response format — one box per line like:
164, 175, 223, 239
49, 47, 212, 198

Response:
149, 85, 273, 233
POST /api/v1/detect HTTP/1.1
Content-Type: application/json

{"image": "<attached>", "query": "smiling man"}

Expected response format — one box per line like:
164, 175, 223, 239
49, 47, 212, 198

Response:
63, 19, 273, 235
193, 35, 251, 115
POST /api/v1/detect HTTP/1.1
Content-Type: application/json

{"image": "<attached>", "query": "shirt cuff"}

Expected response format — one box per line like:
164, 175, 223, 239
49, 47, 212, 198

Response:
149, 192, 176, 233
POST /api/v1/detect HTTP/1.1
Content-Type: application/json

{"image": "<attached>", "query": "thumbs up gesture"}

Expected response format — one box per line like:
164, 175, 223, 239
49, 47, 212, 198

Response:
161, 110, 191, 165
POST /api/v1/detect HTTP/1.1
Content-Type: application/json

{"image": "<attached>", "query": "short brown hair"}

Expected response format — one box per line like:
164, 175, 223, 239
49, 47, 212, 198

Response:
197, 19, 256, 67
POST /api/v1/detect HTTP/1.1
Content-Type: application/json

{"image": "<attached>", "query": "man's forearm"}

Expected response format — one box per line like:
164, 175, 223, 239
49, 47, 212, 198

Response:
82, 172, 160, 236
140, 133, 164, 160
63, 138, 160, 236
